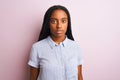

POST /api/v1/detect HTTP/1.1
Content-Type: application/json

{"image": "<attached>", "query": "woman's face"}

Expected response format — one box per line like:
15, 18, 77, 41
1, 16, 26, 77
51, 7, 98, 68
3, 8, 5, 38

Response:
49, 9, 68, 38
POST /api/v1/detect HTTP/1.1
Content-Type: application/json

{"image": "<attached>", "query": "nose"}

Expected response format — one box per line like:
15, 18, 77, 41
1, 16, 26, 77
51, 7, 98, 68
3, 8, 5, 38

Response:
56, 20, 62, 28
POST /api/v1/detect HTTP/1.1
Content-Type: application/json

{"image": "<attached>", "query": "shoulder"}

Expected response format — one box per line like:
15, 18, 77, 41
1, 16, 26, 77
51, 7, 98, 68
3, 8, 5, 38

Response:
32, 38, 48, 49
67, 39, 80, 48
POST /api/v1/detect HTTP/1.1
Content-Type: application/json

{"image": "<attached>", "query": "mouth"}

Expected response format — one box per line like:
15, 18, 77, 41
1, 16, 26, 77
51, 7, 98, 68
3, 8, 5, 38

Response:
56, 30, 63, 34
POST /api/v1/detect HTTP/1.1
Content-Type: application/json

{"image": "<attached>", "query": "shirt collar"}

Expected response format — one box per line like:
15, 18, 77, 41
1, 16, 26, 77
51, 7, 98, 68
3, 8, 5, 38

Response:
47, 36, 68, 48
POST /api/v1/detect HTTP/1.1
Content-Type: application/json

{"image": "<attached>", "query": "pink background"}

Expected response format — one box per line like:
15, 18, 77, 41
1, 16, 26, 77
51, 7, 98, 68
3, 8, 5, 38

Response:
0, 0, 120, 80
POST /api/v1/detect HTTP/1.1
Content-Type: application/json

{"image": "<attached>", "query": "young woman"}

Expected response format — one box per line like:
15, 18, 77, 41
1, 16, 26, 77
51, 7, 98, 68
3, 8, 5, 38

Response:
28, 5, 83, 80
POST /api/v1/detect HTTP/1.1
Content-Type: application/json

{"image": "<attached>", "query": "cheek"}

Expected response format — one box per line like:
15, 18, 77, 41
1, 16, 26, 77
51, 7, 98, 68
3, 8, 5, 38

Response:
64, 24, 68, 31
49, 24, 56, 31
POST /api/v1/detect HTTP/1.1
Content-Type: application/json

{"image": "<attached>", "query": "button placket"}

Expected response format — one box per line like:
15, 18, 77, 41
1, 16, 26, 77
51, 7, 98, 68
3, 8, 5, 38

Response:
59, 44, 67, 80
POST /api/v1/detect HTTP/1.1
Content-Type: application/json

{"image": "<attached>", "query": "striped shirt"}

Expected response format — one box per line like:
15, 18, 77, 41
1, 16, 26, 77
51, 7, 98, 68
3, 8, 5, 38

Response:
28, 36, 83, 80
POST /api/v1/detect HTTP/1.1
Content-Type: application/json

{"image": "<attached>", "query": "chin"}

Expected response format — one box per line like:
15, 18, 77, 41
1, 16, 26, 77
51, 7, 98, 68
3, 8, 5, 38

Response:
54, 34, 65, 38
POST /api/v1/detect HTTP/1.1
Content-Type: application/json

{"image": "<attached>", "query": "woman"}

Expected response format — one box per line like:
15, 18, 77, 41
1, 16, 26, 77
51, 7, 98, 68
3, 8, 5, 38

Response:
28, 5, 83, 80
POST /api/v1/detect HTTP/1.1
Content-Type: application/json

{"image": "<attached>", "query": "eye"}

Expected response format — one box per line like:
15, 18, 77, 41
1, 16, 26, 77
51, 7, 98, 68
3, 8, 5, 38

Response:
50, 19, 57, 24
62, 19, 67, 23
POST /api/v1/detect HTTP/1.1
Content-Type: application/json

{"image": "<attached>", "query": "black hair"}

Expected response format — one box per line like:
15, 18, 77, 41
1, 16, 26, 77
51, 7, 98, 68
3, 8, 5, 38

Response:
38, 5, 74, 41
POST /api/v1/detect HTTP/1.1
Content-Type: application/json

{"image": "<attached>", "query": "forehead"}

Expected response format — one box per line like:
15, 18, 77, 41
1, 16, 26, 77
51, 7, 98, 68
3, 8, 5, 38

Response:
50, 10, 68, 18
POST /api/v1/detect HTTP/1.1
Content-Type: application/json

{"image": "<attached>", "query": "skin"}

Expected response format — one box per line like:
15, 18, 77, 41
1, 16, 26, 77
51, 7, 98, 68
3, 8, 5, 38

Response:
30, 67, 39, 80
49, 10, 68, 44
30, 9, 83, 80
78, 65, 83, 80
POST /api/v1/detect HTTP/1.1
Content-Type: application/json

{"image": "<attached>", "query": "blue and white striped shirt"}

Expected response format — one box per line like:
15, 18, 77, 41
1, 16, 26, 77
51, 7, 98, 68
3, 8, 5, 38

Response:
28, 36, 83, 80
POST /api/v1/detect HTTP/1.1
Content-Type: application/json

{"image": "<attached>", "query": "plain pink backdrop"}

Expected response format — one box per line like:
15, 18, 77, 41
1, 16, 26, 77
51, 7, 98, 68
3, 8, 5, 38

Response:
0, 0, 120, 80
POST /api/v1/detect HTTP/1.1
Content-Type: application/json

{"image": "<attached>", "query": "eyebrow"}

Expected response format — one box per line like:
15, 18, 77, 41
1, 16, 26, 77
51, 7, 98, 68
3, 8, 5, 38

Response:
50, 18, 68, 20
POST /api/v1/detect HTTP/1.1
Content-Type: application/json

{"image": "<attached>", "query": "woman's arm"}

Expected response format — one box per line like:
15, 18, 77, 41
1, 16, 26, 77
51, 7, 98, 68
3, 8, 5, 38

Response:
78, 65, 83, 80
30, 66, 39, 80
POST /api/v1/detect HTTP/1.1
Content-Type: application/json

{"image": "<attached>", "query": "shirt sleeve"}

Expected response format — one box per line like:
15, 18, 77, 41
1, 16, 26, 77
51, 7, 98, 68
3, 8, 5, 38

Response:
28, 44, 40, 68
76, 45, 84, 66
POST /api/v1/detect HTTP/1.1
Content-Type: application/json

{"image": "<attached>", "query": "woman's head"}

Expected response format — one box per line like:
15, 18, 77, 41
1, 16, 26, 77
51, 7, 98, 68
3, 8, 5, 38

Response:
38, 5, 74, 41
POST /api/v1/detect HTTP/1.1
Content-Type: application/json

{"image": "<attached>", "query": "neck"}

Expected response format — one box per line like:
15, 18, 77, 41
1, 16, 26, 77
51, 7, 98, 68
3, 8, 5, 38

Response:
50, 35, 66, 44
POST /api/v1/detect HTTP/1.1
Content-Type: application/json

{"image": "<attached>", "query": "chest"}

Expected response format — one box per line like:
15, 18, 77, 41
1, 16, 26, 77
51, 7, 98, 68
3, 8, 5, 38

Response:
38, 46, 78, 68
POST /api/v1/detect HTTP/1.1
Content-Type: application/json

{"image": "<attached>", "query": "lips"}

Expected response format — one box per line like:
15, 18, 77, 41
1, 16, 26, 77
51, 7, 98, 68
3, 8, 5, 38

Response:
56, 30, 63, 34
